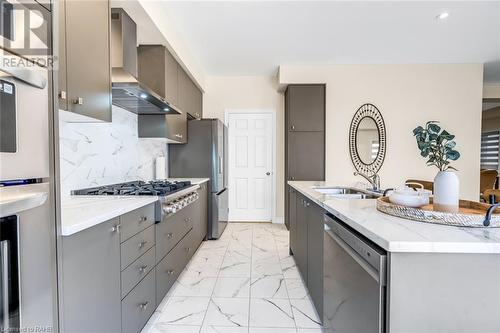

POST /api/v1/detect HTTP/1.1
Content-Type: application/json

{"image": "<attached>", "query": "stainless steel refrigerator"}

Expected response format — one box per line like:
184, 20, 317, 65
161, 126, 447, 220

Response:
169, 119, 228, 239
0, 1, 57, 331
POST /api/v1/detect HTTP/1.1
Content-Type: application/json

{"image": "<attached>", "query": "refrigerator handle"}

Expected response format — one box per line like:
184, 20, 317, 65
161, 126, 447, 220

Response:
218, 156, 222, 174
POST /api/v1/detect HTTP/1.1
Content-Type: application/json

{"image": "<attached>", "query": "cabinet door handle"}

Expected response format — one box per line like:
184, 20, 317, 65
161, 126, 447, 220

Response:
73, 97, 83, 105
290, 177, 295, 181
185, 247, 191, 253
166, 269, 175, 275
138, 265, 148, 273
175, 134, 183, 139
139, 301, 149, 310
111, 224, 121, 233
138, 241, 148, 249
166, 233, 173, 239
291, 125, 295, 130
59, 91, 67, 100
306, 202, 310, 207
139, 216, 147, 223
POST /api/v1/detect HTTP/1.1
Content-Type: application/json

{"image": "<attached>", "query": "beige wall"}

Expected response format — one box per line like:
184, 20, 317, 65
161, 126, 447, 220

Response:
280, 64, 484, 200
203, 76, 285, 220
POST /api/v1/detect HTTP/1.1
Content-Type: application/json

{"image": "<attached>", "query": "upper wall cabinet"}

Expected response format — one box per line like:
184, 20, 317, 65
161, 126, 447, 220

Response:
178, 66, 203, 120
58, 0, 112, 122
286, 85, 325, 132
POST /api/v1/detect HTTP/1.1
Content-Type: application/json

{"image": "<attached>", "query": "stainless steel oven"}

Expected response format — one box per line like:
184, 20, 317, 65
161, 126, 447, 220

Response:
323, 213, 387, 333
0, 47, 50, 181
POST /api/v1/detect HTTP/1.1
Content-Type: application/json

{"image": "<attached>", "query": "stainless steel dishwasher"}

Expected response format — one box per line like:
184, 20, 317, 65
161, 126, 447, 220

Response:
323, 213, 387, 333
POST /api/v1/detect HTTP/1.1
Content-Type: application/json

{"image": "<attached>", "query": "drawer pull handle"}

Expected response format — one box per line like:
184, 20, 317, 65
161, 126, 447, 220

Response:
138, 265, 148, 273
166, 269, 175, 275
139, 216, 147, 223
184, 218, 189, 223
185, 247, 191, 253
139, 302, 149, 310
138, 241, 148, 249
166, 233, 173, 239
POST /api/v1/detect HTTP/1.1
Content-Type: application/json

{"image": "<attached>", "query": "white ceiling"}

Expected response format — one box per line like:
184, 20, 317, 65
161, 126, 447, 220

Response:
158, 1, 500, 82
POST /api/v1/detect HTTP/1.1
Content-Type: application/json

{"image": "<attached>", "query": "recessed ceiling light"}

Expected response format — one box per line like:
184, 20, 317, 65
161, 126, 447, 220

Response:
163, 107, 170, 112
436, 12, 449, 20
140, 93, 147, 99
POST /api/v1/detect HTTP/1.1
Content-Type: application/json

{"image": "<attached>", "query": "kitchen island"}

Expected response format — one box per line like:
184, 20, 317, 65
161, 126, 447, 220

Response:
288, 181, 500, 333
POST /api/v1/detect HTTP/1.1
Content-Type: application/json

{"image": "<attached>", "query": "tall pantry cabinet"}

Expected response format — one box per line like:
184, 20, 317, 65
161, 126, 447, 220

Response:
284, 84, 326, 230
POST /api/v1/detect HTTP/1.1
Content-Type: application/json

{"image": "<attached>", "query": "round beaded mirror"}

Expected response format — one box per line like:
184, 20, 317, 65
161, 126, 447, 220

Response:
349, 103, 387, 175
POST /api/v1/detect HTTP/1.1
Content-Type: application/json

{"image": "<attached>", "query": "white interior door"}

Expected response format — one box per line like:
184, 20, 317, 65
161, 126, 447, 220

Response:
227, 112, 273, 222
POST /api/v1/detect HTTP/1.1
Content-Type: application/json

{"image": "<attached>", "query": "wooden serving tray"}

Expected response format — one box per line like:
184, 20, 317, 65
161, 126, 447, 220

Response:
377, 196, 500, 228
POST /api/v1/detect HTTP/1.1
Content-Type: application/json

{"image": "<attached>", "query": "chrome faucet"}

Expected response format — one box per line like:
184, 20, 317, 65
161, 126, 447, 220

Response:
354, 171, 381, 192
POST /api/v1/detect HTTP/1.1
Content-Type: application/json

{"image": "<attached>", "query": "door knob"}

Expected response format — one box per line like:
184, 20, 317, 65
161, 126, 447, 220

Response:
266, 172, 271, 176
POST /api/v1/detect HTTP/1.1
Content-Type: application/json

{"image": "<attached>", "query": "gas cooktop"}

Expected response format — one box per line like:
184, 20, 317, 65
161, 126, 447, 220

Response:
72, 180, 192, 196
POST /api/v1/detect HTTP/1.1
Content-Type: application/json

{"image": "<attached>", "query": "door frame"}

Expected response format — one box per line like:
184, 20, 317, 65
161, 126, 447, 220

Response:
224, 109, 277, 223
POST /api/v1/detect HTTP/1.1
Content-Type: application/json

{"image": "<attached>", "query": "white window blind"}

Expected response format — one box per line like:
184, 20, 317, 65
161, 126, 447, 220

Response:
481, 130, 500, 170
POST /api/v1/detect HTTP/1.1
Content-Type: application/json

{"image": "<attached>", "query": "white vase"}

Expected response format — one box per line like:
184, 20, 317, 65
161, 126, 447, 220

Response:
433, 170, 459, 211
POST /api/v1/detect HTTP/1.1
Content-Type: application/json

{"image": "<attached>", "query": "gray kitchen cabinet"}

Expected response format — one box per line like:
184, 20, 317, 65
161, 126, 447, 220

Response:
193, 182, 208, 245
58, 0, 112, 121
287, 131, 325, 181
168, 110, 188, 143
178, 65, 203, 120
57, 0, 67, 111
156, 229, 194, 303
137, 45, 179, 108
284, 84, 325, 229
307, 200, 324, 318
289, 186, 298, 254
121, 269, 156, 333
177, 65, 189, 113
295, 194, 309, 283
61, 218, 121, 333
290, 192, 325, 319
156, 204, 192, 262
286, 85, 325, 132
193, 84, 203, 119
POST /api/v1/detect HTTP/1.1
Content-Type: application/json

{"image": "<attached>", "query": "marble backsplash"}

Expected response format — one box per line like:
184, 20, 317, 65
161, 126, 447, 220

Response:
59, 106, 168, 198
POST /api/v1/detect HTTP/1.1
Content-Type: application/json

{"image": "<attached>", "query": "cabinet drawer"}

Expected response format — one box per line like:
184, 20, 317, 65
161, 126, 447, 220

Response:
120, 204, 155, 242
121, 246, 155, 299
155, 208, 192, 262
156, 230, 193, 303
121, 225, 155, 270
121, 269, 156, 333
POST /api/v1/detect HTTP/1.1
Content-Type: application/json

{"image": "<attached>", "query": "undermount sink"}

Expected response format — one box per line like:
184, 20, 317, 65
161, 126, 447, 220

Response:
312, 187, 379, 199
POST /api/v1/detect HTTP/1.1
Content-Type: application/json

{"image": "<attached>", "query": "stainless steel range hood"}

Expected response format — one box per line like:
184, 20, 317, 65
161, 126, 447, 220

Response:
111, 8, 179, 115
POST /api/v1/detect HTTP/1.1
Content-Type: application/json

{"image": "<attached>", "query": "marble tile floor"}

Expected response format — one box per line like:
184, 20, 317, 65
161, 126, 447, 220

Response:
142, 223, 324, 333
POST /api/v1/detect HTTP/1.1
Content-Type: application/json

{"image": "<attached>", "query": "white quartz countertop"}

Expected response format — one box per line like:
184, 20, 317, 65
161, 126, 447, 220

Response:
289, 181, 500, 254
60, 178, 209, 236
61, 196, 158, 236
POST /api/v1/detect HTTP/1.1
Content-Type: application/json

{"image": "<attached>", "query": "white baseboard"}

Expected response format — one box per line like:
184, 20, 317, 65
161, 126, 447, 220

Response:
273, 216, 284, 224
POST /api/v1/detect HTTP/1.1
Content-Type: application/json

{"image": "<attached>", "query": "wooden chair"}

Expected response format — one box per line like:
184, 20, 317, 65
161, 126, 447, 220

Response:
480, 169, 498, 201
483, 189, 500, 204
405, 179, 434, 192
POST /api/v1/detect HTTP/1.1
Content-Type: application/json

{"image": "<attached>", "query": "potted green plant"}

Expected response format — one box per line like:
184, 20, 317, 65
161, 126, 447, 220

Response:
413, 121, 460, 209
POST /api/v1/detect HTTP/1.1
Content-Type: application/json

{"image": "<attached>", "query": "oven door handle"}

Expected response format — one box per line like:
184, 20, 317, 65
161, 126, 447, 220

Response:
325, 227, 380, 283
0, 62, 47, 89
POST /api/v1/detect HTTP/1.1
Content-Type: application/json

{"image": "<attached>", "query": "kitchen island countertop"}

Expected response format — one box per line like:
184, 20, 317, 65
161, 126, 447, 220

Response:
289, 181, 500, 254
